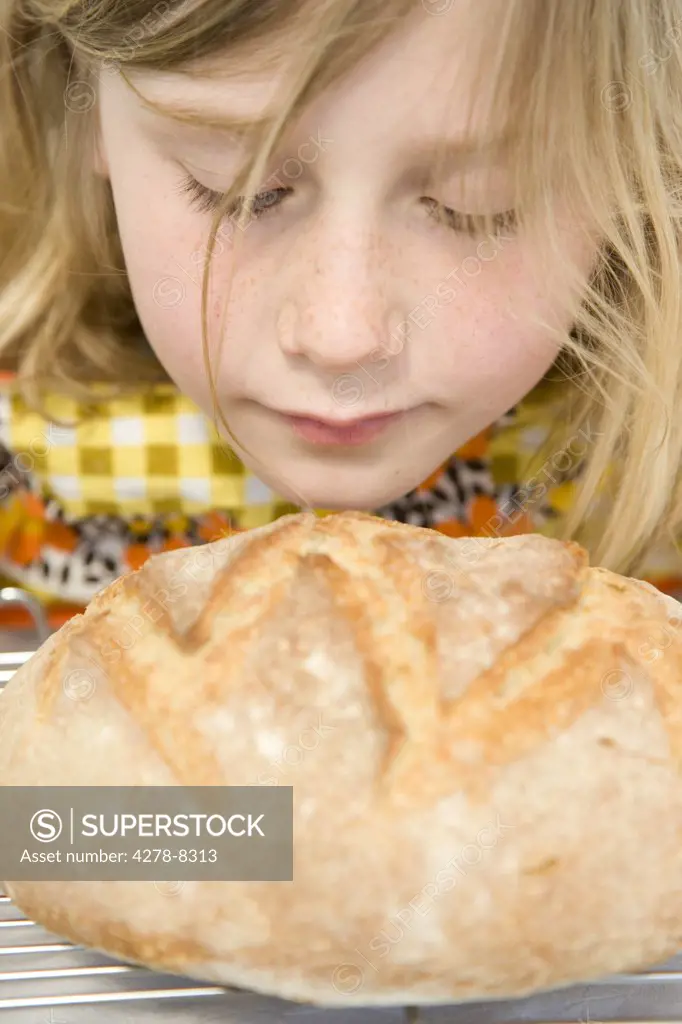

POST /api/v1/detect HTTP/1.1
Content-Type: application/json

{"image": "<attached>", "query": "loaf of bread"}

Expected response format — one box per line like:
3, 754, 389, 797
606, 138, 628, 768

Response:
1, 510, 682, 1008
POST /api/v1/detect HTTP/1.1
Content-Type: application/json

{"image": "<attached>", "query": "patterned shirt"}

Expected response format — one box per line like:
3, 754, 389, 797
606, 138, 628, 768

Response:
0, 372, 680, 630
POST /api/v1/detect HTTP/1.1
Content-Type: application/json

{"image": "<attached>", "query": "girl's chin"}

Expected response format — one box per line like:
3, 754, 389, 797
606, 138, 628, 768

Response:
250, 471, 416, 511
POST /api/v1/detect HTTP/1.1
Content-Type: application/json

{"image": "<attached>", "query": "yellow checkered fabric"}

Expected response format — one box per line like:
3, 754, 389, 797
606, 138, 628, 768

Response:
0, 385, 306, 529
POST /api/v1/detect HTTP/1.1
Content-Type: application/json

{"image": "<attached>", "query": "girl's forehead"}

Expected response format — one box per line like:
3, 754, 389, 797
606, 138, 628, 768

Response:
124, 1, 510, 145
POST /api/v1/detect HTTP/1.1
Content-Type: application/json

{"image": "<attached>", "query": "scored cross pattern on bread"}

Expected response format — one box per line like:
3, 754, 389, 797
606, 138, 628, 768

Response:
1, 511, 681, 1009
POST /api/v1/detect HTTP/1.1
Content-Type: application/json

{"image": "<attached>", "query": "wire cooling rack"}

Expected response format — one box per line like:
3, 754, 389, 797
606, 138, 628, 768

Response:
2, 644, 682, 1023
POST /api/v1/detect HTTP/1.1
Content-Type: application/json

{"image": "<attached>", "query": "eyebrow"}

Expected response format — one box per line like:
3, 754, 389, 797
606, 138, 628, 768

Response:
125, 74, 278, 136
414, 134, 513, 174
127, 71, 512, 171
143, 100, 276, 135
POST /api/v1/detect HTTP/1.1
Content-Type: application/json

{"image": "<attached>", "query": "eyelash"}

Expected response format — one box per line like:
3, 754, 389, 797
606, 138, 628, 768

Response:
421, 197, 517, 238
177, 175, 291, 219
177, 173, 517, 237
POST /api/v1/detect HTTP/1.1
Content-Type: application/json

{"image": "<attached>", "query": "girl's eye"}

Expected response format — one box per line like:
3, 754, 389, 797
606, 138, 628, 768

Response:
175, 176, 516, 237
421, 197, 517, 237
177, 174, 292, 218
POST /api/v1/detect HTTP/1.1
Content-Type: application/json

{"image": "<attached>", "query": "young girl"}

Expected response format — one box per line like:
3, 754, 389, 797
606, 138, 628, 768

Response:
1, 0, 682, 632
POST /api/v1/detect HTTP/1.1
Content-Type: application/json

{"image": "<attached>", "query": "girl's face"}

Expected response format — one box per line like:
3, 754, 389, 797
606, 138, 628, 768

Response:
97, 0, 595, 510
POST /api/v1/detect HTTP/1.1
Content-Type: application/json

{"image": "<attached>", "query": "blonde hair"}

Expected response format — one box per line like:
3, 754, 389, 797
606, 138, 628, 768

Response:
2, 0, 682, 575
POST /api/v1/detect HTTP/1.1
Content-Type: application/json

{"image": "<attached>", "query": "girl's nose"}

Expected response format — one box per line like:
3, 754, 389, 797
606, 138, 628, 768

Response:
276, 222, 401, 370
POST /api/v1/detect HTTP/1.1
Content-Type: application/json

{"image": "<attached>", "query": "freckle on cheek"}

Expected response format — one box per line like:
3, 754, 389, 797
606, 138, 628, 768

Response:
277, 302, 298, 348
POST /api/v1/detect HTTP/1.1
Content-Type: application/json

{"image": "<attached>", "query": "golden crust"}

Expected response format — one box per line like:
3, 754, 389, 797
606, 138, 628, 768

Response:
1, 510, 682, 1007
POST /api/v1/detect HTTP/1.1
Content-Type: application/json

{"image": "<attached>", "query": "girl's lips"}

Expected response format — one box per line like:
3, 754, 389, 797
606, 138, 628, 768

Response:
283, 410, 405, 446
